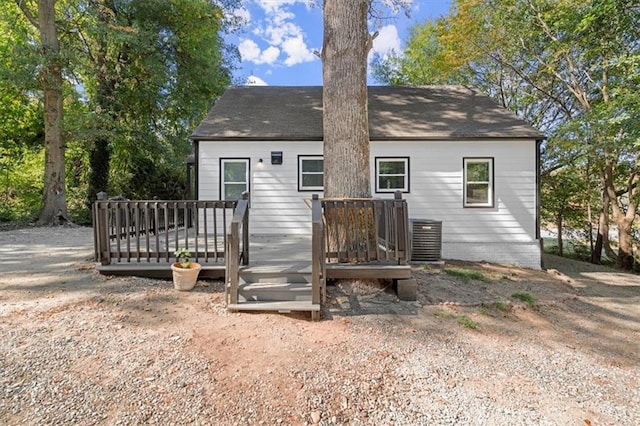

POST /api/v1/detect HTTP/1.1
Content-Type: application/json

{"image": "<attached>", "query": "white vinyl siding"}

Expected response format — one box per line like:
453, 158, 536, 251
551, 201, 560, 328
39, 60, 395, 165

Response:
200, 142, 323, 235
199, 138, 540, 268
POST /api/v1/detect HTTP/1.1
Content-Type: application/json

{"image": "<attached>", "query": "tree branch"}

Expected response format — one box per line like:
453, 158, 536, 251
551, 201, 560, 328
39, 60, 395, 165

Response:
15, 0, 39, 30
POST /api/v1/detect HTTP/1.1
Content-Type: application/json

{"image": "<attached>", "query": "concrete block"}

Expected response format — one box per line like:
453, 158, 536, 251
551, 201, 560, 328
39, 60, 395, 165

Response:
397, 279, 417, 301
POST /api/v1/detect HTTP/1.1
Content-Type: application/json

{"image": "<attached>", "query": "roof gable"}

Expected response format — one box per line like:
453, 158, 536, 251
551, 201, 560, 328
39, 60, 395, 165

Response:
191, 85, 545, 141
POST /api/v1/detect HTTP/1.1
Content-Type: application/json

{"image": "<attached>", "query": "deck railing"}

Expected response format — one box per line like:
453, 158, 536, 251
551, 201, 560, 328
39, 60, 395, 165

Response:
93, 199, 237, 266
321, 191, 410, 264
226, 192, 250, 305
311, 194, 326, 310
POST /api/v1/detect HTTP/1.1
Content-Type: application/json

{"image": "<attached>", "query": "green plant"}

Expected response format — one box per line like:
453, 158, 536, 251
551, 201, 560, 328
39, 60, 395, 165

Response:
511, 292, 536, 307
434, 309, 456, 320
444, 267, 487, 282
457, 315, 478, 329
174, 248, 192, 268
495, 301, 511, 312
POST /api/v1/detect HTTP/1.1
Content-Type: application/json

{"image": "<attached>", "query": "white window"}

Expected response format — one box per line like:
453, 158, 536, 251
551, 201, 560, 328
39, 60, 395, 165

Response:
298, 155, 323, 191
220, 158, 249, 200
375, 157, 409, 193
463, 158, 494, 207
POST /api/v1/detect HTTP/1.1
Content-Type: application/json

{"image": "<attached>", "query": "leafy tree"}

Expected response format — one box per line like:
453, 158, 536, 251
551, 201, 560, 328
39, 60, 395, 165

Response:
1, 0, 237, 223
13, 0, 69, 225
68, 0, 235, 206
374, 0, 640, 268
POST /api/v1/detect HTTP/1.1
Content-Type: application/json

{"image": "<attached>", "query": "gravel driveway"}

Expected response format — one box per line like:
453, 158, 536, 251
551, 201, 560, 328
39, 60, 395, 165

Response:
1, 226, 639, 425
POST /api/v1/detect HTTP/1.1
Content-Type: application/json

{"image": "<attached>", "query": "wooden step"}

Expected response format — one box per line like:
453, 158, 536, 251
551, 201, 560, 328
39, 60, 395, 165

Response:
239, 271, 312, 284
227, 300, 320, 312
238, 282, 313, 302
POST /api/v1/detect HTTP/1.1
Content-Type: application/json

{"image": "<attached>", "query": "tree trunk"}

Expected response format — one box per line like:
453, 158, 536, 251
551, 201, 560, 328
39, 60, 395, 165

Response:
603, 156, 638, 270
322, 0, 371, 198
555, 214, 563, 257
87, 0, 115, 208
36, 0, 68, 225
617, 219, 634, 270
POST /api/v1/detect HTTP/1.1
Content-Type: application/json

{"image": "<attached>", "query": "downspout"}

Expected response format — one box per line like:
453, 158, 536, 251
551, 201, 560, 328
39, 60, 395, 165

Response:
536, 139, 542, 268
194, 140, 199, 200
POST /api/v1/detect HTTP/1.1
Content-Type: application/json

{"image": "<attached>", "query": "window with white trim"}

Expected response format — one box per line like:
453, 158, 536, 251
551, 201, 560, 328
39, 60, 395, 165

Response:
220, 158, 249, 200
375, 157, 409, 193
298, 155, 323, 191
463, 158, 494, 207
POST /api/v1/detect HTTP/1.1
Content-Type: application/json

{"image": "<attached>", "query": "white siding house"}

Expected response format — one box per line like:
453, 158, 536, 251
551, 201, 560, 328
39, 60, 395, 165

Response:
192, 86, 544, 269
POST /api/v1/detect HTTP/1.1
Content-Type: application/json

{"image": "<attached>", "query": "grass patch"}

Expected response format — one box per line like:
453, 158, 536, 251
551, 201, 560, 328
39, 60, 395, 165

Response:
436, 309, 479, 329
511, 292, 536, 307
443, 267, 488, 282
434, 309, 456, 320
457, 315, 478, 329
495, 301, 512, 312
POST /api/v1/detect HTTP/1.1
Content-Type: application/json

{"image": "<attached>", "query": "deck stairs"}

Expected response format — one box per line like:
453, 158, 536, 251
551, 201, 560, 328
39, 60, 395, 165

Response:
226, 236, 321, 319
227, 265, 319, 314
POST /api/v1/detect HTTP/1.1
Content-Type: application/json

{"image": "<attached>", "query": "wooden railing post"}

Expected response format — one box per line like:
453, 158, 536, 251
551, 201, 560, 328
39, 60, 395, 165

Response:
241, 192, 250, 265
226, 194, 249, 305
228, 225, 239, 305
394, 190, 409, 264
95, 192, 110, 266
311, 194, 324, 321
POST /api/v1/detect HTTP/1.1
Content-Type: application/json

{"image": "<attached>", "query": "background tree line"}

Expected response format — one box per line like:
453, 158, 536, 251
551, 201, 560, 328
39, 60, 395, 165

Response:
373, 0, 640, 269
0, 0, 238, 224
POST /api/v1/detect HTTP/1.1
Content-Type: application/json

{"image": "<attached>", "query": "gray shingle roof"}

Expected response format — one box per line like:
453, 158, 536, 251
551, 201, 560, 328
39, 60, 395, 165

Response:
191, 85, 545, 141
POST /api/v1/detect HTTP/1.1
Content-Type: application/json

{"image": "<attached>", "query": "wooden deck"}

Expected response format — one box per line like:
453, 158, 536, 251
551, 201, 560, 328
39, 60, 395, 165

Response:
97, 234, 411, 280
94, 194, 412, 320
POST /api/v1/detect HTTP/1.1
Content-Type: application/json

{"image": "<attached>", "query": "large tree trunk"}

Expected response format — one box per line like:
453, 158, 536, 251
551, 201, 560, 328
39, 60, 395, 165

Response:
618, 219, 635, 270
322, 0, 371, 198
36, 0, 68, 225
603, 157, 638, 270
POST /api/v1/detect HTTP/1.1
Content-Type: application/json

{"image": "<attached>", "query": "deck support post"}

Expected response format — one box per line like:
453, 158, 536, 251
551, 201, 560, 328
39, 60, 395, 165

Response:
241, 191, 250, 265
311, 194, 324, 320
394, 191, 409, 265
95, 192, 110, 266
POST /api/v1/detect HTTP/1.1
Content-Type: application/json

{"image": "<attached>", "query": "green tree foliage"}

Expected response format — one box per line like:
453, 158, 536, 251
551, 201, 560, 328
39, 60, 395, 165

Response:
374, 0, 640, 268
0, 0, 237, 223
69, 0, 235, 207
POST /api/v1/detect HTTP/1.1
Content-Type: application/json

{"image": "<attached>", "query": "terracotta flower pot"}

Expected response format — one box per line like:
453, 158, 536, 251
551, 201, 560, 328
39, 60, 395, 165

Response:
171, 262, 202, 291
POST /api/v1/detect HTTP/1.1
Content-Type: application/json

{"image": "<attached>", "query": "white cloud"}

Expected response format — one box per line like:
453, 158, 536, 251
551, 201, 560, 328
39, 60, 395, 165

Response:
282, 35, 316, 66
261, 46, 281, 64
238, 39, 281, 64
240, 0, 319, 68
265, 21, 302, 45
381, 0, 413, 14
246, 75, 268, 86
255, 0, 314, 15
372, 25, 401, 57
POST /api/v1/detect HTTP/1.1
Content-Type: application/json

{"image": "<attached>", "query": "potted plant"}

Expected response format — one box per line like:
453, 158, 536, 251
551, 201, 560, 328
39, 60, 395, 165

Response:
171, 248, 201, 291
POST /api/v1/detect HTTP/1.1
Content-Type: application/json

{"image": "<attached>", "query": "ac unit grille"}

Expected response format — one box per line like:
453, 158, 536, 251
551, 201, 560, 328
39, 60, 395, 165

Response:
411, 220, 442, 262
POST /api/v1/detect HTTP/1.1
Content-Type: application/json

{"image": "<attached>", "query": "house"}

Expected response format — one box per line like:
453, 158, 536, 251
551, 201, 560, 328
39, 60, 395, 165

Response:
191, 85, 545, 269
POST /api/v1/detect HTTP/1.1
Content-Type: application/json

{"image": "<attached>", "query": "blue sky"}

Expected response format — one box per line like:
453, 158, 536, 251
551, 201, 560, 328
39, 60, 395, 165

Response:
225, 0, 452, 86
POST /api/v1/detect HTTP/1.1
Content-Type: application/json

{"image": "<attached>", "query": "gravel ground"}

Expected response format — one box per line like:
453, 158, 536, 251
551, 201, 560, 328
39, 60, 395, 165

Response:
1, 226, 639, 425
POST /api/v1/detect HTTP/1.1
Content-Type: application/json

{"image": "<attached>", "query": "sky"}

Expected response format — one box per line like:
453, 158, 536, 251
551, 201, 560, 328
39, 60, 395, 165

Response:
225, 0, 452, 86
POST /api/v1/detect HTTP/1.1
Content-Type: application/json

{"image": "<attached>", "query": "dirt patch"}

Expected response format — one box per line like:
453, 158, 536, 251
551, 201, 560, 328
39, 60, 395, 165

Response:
1, 226, 639, 424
